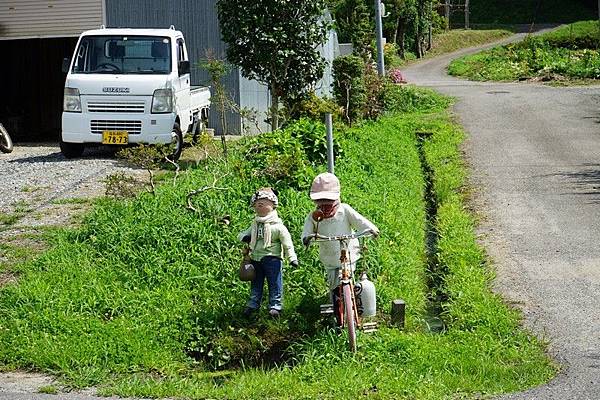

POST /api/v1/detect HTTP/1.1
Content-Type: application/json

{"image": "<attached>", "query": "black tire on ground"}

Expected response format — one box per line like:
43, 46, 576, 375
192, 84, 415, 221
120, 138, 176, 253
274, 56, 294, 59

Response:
60, 141, 85, 159
0, 124, 13, 154
167, 123, 183, 161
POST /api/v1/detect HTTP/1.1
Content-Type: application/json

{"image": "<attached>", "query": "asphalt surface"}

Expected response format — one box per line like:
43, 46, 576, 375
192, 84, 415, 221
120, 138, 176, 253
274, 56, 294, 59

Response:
403, 33, 600, 399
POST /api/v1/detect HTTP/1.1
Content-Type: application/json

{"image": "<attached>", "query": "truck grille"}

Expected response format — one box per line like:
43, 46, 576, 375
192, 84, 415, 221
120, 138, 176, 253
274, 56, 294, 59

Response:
87, 101, 145, 113
91, 120, 142, 135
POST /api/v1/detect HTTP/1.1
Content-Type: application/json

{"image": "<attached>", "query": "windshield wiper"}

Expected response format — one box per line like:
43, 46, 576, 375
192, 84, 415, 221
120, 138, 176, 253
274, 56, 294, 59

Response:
90, 69, 122, 74
130, 70, 169, 74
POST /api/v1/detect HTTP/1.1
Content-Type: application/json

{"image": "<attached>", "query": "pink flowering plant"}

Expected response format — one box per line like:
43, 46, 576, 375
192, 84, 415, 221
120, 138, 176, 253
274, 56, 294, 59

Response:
388, 68, 406, 84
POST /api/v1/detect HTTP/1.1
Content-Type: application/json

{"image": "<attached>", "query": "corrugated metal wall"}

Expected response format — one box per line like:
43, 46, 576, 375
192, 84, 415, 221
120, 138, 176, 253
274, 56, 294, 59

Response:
238, 76, 271, 135
315, 13, 339, 98
105, 0, 241, 135
0, 0, 105, 40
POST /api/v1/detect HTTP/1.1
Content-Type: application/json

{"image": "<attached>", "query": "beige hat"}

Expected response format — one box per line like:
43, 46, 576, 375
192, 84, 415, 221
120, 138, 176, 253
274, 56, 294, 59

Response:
310, 172, 340, 200
250, 187, 278, 207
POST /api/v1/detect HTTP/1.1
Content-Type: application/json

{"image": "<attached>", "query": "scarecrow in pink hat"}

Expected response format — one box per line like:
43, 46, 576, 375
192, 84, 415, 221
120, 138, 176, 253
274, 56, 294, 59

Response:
239, 187, 298, 318
301, 173, 379, 309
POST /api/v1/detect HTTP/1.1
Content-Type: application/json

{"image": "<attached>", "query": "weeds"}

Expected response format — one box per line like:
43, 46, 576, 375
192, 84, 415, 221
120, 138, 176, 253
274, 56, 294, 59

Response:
449, 21, 600, 82
104, 172, 145, 199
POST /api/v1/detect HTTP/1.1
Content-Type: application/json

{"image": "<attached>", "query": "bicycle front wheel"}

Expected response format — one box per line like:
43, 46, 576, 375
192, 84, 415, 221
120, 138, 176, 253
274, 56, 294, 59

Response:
343, 284, 357, 352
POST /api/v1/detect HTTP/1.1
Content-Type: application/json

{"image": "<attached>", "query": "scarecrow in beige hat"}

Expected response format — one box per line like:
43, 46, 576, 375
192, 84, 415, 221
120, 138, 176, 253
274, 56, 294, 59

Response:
239, 187, 297, 318
301, 173, 379, 319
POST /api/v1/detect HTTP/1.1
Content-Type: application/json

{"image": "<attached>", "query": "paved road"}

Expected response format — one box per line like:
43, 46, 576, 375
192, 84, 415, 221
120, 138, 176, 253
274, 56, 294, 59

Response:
403, 34, 600, 399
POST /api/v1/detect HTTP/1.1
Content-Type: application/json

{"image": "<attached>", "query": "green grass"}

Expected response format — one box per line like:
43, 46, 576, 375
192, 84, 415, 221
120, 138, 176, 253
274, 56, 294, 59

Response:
449, 21, 600, 82
38, 385, 59, 394
50, 198, 91, 205
0, 213, 19, 227
0, 202, 31, 229
0, 88, 555, 398
387, 29, 513, 69
426, 29, 513, 58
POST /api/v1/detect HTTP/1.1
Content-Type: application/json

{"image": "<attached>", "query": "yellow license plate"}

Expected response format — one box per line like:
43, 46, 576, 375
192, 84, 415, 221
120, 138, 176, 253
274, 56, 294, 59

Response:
102, 130, 129, 145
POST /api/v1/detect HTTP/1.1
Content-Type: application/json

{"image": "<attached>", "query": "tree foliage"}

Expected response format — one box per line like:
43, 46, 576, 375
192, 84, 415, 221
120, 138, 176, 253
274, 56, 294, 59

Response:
331, 0, 374, 57
332, 0, 440, 60
217, 0, 331, 131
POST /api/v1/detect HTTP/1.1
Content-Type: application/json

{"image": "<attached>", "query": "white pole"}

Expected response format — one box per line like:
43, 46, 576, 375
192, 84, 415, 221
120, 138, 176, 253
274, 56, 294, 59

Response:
325, 113, 334, 174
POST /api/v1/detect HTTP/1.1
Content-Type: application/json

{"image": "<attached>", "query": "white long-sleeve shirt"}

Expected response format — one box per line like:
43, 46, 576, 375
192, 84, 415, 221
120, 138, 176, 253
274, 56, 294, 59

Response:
238, 222, 297, 263
301, 203, 379, 269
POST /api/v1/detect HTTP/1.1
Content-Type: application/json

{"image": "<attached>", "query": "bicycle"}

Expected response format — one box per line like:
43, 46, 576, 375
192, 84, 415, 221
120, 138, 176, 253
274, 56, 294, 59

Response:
0, 123, 13, 154
306, 229, 376, 352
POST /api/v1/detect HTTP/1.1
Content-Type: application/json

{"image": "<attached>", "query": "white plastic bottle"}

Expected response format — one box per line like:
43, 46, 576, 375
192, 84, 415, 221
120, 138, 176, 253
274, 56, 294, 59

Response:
359, 272, 376, 317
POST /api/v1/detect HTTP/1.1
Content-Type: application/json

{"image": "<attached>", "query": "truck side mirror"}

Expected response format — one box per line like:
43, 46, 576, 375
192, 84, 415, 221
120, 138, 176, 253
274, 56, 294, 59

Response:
178, 60, 190, 76
62, 57, 71, 73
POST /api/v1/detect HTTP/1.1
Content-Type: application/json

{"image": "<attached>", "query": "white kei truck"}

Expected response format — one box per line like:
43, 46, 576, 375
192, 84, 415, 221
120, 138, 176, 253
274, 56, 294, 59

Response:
61, 26, 210, 160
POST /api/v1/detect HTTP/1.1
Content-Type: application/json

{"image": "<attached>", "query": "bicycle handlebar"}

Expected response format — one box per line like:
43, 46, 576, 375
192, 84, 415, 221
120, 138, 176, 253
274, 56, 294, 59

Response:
306, 229, 375, 243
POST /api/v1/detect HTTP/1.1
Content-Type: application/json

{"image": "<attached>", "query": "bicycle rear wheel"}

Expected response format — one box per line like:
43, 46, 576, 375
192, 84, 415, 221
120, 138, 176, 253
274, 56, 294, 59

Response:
343, 284, 357, 352
0, 124, 13, 153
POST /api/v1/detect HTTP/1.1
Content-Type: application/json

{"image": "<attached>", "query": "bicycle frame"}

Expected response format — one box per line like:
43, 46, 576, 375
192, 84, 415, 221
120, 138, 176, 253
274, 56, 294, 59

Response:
308, 229, 373, 351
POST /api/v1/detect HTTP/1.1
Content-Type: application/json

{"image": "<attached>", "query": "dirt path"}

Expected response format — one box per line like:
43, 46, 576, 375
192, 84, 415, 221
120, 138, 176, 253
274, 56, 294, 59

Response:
403, 34, 600, 398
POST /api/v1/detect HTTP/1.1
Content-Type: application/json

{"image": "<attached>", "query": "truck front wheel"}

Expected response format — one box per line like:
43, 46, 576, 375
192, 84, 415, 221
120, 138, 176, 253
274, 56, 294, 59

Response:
60, 141, 85, 159
166, 123, 183, 161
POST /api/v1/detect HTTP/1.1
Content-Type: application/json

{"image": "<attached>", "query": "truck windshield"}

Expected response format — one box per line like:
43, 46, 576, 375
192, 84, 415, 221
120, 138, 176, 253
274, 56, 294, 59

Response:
72, 35, 172, 74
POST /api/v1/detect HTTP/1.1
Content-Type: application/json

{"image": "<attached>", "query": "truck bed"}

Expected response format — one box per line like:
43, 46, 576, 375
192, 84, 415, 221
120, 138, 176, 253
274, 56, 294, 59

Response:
190, 86, 211, 113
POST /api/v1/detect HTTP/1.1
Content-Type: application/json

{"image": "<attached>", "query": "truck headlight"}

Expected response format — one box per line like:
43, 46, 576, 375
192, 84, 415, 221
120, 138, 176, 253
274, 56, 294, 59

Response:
151, 89, 173, 113
63, 87, 81, 112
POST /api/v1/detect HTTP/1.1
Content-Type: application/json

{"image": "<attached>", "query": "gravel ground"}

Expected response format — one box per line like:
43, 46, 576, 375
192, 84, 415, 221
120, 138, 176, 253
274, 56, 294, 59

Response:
0, 143, 143, 235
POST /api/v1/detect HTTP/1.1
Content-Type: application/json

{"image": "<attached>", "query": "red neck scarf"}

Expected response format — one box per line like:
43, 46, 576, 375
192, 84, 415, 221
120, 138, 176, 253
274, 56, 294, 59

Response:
316, 200, 340, 219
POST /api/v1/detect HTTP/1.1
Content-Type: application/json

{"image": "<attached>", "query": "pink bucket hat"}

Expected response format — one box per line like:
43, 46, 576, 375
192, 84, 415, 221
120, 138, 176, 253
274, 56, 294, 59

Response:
310, 172, 340, 200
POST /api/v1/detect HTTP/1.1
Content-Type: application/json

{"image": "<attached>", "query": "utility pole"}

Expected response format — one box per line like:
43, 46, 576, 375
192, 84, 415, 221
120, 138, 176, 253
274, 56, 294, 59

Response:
445, 0, 450, 30
428, 0, 433, 51
464, 0, 470, 29
374, 0, 385, 76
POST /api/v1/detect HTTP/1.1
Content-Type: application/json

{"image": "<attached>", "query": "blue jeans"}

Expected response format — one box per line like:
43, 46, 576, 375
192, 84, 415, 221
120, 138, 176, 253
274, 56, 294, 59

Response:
247, 256, 283, 311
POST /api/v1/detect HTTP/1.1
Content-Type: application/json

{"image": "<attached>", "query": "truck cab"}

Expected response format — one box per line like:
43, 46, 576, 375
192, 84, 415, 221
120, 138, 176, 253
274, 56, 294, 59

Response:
61, 26, 210, 160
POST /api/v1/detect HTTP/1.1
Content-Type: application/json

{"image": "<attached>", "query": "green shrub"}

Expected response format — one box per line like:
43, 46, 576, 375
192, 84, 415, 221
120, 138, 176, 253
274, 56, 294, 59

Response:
332, 55, 366, 123
383, 42, 403, 69
235, 118, 344, 189
286, 118, 343, 165
363, 63, 386, 120
236, 129, 315, 189
283, 92, 342, 122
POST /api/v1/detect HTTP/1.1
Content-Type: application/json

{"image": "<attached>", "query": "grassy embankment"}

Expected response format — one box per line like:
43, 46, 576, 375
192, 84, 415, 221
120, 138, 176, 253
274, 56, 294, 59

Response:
389, 29, 513, 68
425, 29, 513, 58
0, 87, 556, 399
448, 20, 600, 83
